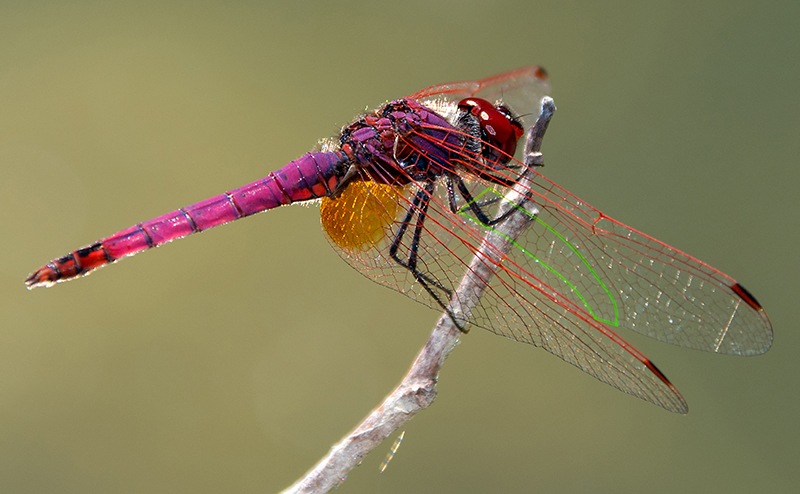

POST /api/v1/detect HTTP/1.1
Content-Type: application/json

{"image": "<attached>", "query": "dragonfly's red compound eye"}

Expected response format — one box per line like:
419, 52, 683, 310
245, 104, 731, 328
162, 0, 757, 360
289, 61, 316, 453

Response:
457, 97, 524, 159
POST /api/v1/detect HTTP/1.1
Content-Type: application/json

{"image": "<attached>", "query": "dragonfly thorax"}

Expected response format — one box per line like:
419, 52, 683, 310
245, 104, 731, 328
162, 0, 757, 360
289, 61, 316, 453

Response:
339, 99, 464, 185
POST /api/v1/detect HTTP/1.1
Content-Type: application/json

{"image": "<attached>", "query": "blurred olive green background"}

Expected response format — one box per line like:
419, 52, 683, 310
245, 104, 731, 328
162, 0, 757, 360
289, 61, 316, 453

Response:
1, 1, 797, 492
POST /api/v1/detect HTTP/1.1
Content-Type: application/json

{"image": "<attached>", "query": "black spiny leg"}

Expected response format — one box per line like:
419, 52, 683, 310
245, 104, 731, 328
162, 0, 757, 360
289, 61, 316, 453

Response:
449, 174, 534, 227
389, 181, 464, 329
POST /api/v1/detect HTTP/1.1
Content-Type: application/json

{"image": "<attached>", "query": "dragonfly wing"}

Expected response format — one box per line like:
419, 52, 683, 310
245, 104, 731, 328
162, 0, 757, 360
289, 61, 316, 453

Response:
463, 241, 691, 413
322, 67, 770, 412
492, 171, 774, 356
319, 167, 690, 412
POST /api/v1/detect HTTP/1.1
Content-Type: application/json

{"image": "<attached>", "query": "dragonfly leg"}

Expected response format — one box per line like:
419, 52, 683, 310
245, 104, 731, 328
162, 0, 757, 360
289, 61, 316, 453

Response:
452, 97, 557, 226
387, 97, 558, 332
443, 174, 501, 215
451, 175, 532, 226
389, 182, 464, 329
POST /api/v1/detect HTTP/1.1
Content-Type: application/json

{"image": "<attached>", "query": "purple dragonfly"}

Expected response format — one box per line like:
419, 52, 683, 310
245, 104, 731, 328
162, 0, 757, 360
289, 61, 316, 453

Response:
26, 66, 772, 413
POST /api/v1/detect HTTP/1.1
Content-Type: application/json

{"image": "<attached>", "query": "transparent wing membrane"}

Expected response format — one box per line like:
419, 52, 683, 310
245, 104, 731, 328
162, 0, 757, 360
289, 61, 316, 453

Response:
320, 67, 770, 412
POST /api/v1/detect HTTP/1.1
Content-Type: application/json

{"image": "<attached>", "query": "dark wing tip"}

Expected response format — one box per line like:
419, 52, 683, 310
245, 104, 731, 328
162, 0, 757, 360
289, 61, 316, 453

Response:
730, 282, 764, 312
644, 358, 689, 414
730, 282, 773, 353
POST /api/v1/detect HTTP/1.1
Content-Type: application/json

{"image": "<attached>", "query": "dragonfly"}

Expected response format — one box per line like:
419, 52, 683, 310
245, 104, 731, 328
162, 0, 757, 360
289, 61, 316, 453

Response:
25, 66, 772, 413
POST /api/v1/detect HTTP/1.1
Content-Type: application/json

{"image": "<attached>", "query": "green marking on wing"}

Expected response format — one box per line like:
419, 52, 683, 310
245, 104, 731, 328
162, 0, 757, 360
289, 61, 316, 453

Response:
460, 187, 619, 326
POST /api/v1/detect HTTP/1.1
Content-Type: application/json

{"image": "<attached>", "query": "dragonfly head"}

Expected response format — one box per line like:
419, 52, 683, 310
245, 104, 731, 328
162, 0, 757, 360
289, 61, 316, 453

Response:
457, 97, 524, 166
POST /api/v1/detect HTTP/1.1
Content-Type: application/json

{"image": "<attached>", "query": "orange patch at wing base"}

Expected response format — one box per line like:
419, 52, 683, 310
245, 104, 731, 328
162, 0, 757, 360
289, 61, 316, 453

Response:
320, 180, 405, 252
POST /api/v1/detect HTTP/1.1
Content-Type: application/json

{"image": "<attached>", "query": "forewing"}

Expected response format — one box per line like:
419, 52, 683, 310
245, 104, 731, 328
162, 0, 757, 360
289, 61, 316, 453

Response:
493, 172, 774, 355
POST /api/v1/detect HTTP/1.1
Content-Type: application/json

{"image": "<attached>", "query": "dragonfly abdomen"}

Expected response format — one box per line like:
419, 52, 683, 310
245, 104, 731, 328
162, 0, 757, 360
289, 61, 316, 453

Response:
25, 151, 348, 288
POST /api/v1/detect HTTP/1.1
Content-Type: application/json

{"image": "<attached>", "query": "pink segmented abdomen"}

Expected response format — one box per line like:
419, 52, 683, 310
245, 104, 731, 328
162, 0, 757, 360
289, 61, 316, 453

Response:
25, 151, 347, 288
